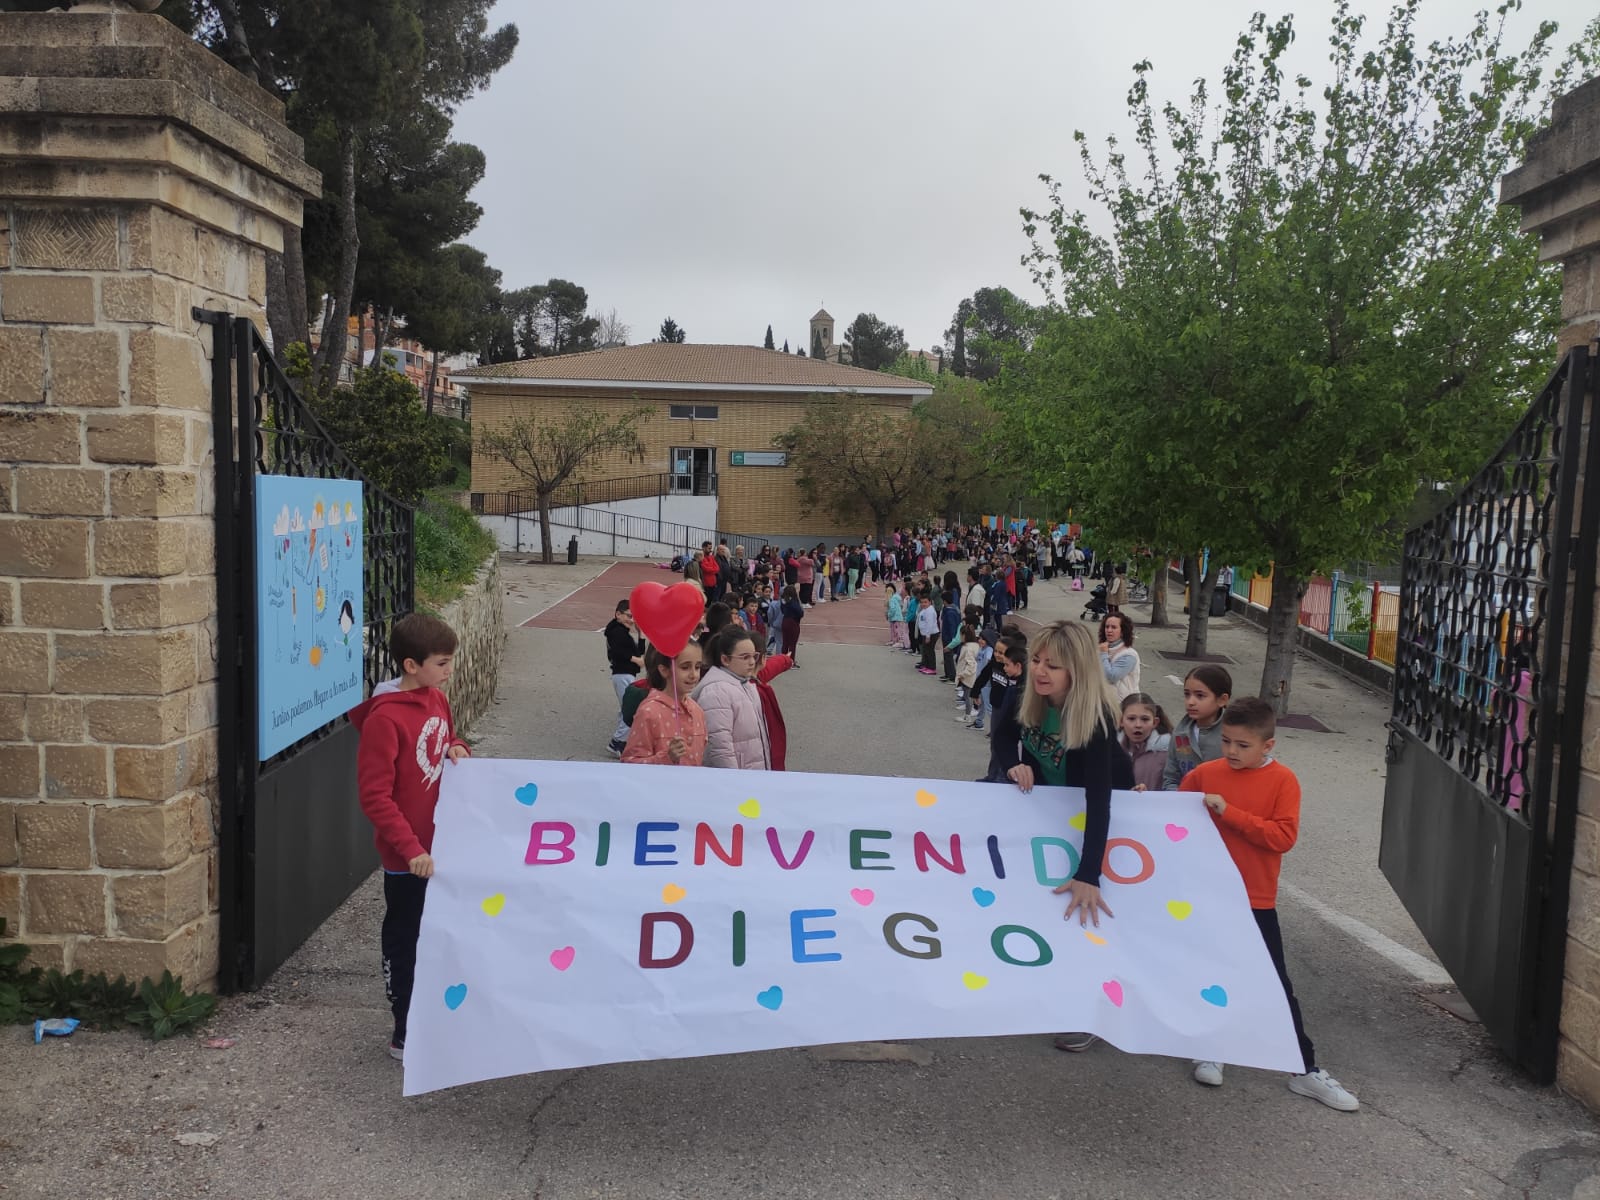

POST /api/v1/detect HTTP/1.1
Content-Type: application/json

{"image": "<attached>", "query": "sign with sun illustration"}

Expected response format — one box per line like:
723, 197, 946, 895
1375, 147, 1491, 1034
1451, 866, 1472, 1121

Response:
255, 475, 365, 759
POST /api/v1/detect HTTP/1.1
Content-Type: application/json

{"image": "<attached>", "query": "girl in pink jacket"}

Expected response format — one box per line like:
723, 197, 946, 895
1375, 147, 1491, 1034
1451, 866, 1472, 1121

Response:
623, 644, 708, 766
691, 627, 772, 770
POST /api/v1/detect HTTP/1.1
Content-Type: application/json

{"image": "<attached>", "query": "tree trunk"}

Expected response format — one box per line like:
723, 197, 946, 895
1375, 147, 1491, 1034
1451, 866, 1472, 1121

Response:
264, 228, 309, 376
1260, 567, 1306, 716
425, 347, 439, 416
874, 515, 888, 544
537, 491, 555, 564
1148, 556, 1171, 628
1183, 555, 1221, 657
312, 128, 360, 392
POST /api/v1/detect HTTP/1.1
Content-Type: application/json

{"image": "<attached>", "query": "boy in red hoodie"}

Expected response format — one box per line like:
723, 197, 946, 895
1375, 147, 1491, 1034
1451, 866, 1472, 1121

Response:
349, 613, 469, 1061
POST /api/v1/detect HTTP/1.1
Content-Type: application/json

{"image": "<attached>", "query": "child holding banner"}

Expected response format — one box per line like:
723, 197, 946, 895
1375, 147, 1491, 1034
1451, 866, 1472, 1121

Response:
623, 644, 707, 766
1183, 697, 1360, 1112
349, 614, 470, 1063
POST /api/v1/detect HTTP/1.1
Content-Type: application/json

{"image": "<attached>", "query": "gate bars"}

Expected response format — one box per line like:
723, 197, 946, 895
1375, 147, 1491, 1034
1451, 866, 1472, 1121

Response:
1387, 346, 1600, 1078
201, 310, 415, 990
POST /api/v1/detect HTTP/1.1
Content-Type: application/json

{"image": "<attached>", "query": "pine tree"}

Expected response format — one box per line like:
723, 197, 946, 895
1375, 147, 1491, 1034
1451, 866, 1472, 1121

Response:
764, 324, 775, 350
811, 328, 825, 360
782, 338, 790, 353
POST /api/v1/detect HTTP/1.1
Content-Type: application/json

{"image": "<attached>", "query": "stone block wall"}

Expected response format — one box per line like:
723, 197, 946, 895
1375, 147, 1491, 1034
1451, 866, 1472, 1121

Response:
0, 9, 317, 985
439, 555, 505, 734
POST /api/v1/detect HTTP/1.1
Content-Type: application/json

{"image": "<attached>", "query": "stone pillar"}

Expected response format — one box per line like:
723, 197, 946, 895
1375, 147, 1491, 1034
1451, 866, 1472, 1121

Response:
1503, 74, 1600, 1107
1502, 76, 1600, 353
0, 9, 319, 985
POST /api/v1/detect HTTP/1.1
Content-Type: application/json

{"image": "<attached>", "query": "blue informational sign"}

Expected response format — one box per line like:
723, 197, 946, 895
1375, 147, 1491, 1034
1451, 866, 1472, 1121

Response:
255, 475, 365, 760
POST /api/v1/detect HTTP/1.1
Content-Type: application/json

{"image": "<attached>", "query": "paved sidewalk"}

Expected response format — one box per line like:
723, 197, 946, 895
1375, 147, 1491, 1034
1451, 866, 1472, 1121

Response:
3, 560, 1598, 1199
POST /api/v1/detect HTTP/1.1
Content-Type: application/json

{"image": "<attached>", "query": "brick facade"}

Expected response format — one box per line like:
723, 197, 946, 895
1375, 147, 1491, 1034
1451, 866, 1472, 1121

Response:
470, 385, 918, 541
1502, 73, 1600, 1108
0, 10, 318, 985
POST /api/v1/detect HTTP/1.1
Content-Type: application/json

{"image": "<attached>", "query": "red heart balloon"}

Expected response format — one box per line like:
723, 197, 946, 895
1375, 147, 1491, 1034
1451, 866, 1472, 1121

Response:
628, 581, 705, 656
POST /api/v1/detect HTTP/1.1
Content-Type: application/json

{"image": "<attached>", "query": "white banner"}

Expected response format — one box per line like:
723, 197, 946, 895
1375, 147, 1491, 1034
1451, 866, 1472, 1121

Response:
405, 760, 1301, 1095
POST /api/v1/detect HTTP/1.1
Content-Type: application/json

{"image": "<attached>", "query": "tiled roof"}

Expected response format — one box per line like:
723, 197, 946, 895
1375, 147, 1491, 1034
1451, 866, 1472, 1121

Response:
811, 308, 832, 321
454, 343, 931, 392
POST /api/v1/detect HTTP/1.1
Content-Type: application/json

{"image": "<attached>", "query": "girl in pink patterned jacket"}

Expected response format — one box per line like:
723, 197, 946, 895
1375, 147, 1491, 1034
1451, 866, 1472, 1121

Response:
622, 643, 707, 766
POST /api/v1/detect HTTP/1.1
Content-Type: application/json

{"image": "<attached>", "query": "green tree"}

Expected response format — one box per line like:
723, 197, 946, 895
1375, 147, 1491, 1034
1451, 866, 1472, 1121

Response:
1013, 1, 1567, 712
504, 279, 599, 358
946, 287, 1040, 382
173, 1, 517, 385
810, 328, 824, 360
914, 373, 1019, 525
775, 395, 935, 541
477, 407, 653, 563
403, 243, 501, 414
843, 313, 907, 372
763, 325, 775, 350
657, 317, 686, 344
306, 365, 451, 502
946, 299, 970, 377
782, 338, 790, 354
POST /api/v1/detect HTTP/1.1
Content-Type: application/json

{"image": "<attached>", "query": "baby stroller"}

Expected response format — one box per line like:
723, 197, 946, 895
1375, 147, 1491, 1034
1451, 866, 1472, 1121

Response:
1081, 582, 1108, 621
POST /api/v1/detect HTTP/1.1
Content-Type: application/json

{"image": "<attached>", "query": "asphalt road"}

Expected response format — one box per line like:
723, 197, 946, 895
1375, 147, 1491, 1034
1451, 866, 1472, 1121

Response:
3, 558, 1597, 1200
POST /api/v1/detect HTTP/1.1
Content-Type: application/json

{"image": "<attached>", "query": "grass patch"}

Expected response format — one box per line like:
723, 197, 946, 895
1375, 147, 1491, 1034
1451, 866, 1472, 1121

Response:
416, 490, 497, 610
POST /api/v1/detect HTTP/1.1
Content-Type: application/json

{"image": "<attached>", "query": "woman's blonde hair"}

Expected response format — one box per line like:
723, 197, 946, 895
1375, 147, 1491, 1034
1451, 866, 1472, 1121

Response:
1017, 621, 1119, 747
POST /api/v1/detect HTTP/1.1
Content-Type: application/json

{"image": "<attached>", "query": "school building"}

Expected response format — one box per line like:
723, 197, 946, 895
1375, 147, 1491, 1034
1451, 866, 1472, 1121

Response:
459, 340, 933, 551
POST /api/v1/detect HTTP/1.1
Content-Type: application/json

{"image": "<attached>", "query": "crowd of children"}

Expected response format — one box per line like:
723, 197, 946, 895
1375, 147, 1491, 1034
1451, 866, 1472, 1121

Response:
354, 523, 1357, 1117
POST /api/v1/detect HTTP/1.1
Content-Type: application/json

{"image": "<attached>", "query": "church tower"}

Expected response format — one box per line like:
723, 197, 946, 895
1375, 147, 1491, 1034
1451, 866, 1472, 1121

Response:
809, 307, 835, 361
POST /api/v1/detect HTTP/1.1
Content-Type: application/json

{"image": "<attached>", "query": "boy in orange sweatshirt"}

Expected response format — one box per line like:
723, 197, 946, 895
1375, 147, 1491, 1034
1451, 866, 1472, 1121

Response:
349, 614, 470, 1062
1182, 696, 1358, 1111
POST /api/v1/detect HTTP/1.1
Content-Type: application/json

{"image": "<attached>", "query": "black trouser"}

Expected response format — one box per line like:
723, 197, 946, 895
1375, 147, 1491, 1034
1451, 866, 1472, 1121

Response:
942, 644, 956, 680
382, 872, 428, 1043
799, 581, 813, 605
1255, 907, 1315, 1073
920, 639, 936, 671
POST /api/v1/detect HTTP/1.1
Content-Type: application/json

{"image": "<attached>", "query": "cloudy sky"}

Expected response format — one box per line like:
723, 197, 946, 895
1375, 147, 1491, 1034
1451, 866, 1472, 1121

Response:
453, 0, 1593, 355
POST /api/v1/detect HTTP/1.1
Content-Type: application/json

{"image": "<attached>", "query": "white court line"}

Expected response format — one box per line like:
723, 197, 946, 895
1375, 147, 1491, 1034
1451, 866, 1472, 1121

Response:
1280, 882, 1452, 986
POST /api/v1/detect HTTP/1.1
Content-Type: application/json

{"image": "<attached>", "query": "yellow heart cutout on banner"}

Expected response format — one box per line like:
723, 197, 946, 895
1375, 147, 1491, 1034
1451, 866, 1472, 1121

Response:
1084, 931, 1107, 946
915, 789, 938, 808
662, 883, 687, 905
962, 971, 989, 990
737, 798, 761, 819
1068, 812, 1087, 832
1166, 900, 1193, 921
480, 893, 506, 917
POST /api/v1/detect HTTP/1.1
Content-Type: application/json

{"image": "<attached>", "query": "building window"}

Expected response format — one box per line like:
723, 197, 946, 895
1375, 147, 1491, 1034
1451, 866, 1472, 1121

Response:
669, 404, 719, 420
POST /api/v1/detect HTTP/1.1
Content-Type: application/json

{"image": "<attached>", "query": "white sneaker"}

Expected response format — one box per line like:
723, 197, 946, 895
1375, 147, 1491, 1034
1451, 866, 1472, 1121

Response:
1192, 1060, 1223, 1087
954, 712, 970, 723
1287, 1068, 1359, 1111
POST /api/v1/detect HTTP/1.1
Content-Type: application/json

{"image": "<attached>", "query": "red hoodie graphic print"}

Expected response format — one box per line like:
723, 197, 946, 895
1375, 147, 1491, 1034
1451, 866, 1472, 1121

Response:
349, 687, 468, 871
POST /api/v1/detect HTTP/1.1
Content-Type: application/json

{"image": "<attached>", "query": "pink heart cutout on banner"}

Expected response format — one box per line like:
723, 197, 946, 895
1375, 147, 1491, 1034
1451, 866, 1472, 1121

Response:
1165, 823, 1189, 842
549, 946, 575, 971
1102, 980, 1124, 1007
629, 581, 705, 656
849, 888, 875, 906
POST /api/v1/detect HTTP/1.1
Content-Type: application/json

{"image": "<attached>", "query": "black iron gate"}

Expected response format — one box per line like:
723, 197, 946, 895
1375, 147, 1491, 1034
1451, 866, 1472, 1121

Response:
1381, 346, 1600, 1080
200, 310, 415, 992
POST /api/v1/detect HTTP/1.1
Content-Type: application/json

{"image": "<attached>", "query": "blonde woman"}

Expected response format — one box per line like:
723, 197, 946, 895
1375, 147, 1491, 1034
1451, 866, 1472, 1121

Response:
997, 620, 1129, 925
996, 620, 1132, 1054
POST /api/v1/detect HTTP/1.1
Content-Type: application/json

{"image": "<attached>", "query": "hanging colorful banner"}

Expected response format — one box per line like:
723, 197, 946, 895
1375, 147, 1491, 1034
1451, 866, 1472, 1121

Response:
403, 761, 1302, 1096
254, 475, 364, 760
